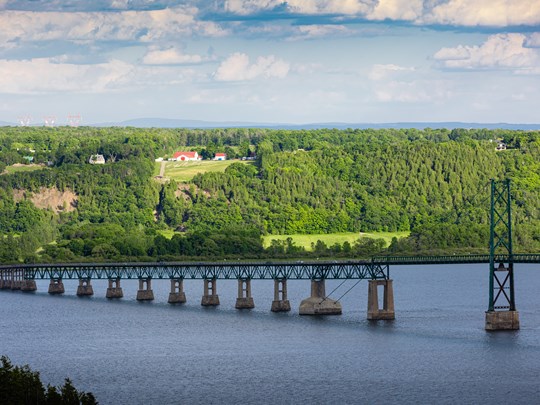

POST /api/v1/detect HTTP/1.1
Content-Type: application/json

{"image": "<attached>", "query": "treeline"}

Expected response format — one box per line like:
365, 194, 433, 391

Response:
0, 356, 97, 404
1, 126, 540, 263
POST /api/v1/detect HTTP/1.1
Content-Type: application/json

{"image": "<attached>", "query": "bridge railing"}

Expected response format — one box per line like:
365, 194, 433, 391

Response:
372, 254, 540, 265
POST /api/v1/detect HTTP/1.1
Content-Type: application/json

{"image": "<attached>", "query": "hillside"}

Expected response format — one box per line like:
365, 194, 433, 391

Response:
0, 126, 539, 263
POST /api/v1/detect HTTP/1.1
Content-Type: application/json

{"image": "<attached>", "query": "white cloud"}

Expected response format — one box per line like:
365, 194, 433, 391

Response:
0, 55, 209, 94
224, 0, 373, 15
223, 0, 540, 27
294, 24, 353, 39
422, 0, 540, 27
373, 79, 451, 103
0, 7, 226, 45
433, 33, 540, 71
367, 0, 423, 21
525, 32, 540, 48
142, 47, 209, 65
368, 63, 450, 103
369, 64, 415, 81
214, 52, 290, 81
0, 58, 134, 94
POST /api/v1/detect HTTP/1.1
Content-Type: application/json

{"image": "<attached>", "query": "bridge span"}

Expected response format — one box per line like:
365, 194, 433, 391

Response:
1, 254, 538, 320
0, 259, 397, 318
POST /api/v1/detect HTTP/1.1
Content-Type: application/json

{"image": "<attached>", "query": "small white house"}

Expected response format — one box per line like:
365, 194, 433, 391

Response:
213, 153, 227, 161
89, 154, 105, 164
496, 142, 507, 151
155, 157, 164, 162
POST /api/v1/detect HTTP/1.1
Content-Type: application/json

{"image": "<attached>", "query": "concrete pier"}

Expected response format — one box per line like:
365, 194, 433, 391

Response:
76, 278, 94, 296
21, 280, 37, 292
271, 278, 291, 312
106, 278, 123, 299
485, 310, 520, 330
136, 278, 155, 301
48, 278, 65, 295
299, 280, 342, 315
10, 271, 22, 290
367, 279, 395, 320
235, 278, 255, 309
168, 278, 187, 304
201, 278, 220, 306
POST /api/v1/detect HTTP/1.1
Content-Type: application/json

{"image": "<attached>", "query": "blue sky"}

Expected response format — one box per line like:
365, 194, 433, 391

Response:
0, 0, 539, 125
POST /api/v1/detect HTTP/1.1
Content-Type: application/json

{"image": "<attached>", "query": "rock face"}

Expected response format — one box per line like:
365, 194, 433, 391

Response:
14, 187, 78, 213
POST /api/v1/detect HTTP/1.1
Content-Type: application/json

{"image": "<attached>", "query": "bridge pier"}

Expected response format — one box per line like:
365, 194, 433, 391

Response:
271, 278, 291, 312
10, 271, 21, 290
136, 278, 154, 301
76, 278, 94, 296
48, 278, 65, 295
168, 278, 186, 304
106, 278, 123, 299
485, 310, 520, 331
367, 279, 395, 320
201, 278, 220, 306
299, 279, 342, 315
235, 278, 254, 309
21, 279, 37, 292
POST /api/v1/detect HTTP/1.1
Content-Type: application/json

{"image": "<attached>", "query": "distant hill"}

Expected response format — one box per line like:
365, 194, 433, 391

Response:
2, 117, 540, 130
95, 118, 540, 130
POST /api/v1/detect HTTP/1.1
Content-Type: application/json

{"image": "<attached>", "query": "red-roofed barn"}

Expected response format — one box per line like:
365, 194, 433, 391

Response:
172, 151, 199, 161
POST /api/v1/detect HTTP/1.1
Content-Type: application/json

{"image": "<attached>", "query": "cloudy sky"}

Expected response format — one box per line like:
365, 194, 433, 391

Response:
0, 0, 539, 125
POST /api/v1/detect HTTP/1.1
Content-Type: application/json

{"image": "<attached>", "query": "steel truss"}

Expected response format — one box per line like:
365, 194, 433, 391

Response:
0, 261, 389, 281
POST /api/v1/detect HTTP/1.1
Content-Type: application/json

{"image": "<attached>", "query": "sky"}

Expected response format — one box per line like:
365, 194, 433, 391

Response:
0, 0, 539, 125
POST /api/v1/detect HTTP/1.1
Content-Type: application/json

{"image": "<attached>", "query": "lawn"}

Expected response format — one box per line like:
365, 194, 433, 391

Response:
157, 230, 409, 250
155, 160, 252, 182
262, 231, 410, 250
4, 164, 47, 174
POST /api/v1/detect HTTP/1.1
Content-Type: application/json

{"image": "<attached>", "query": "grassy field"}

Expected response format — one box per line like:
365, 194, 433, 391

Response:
155, 160, 252, 182
263, 231, 409, 250
157, 230, 409, 250
4, 164, 47, 174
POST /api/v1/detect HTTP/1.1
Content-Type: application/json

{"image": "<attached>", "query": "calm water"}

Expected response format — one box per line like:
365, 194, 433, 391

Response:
1, 264, 539, 404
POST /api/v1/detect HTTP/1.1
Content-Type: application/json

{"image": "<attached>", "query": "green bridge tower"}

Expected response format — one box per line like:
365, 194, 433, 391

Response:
485, 179, 519, 330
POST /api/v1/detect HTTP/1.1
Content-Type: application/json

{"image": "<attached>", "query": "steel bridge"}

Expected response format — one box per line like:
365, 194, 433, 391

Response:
0, 260, 387, 281
0, 180, 536, 326
1, 254, 540, 282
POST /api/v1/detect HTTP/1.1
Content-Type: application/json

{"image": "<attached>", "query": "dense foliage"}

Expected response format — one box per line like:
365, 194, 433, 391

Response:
0, 356, 97, 404
1, 126, 539, 262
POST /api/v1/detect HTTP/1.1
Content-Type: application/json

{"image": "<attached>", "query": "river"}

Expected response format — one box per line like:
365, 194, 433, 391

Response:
1, 264, 539, 404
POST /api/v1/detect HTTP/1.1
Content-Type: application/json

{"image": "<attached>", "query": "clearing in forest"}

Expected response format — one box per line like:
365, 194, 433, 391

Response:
3, 163, 47, 175
263, 231, 410, 250
155, 160, 251, 182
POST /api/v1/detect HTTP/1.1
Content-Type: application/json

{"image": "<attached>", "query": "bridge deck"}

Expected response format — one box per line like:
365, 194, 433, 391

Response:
0, 254, 538, 281
0, 261, 387, 281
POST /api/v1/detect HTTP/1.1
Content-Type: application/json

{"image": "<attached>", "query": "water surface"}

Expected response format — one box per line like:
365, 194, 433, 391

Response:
1, 264, 539, 404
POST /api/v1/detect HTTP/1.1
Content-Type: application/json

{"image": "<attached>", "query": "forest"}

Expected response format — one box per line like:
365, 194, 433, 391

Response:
0, 125, 539, 263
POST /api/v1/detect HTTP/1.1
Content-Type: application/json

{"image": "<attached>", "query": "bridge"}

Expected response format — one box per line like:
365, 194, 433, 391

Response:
0, 180, 533, 328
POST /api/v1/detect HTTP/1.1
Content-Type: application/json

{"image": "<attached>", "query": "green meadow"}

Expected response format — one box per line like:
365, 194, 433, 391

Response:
155, 160, 251, 182
262, 231, 410, 250
4, 164, 47, 174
